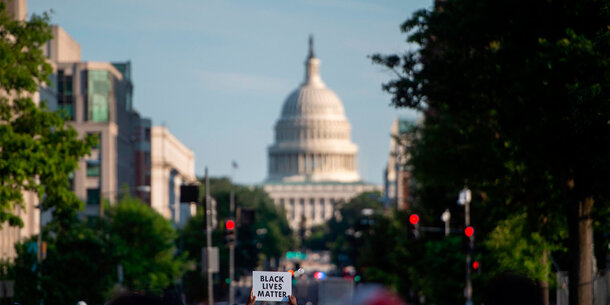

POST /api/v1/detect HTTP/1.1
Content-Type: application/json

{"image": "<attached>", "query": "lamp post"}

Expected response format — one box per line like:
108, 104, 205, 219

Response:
458, 186, 472, 305
205, 168, 213, 305
441, 209, 451, 237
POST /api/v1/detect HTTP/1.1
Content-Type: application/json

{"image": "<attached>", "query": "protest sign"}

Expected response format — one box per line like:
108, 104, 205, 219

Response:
252, 271, 292, 302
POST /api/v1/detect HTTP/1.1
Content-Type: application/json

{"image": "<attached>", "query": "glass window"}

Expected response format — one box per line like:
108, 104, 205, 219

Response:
57, 70, 64, 94
65, 76, 73, 96
86, 160, 100, 177
87, 70, 112, 122
58, 102, 73, 120
87, 188, 100, 205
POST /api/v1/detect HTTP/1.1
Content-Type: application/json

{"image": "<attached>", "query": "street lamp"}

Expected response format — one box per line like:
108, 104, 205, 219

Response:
457, 186, 473, 305
441, 209, 451, 236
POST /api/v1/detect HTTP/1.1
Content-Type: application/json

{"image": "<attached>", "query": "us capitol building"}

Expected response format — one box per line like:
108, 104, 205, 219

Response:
263, 37, 379, 230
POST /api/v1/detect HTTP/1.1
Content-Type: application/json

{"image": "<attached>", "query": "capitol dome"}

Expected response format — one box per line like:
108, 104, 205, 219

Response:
267, 37, 360, 183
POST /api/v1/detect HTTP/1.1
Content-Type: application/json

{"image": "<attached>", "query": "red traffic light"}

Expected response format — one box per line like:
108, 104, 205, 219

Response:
465, 226, 474, 237
472, 260, 480, 270
409, 214, 420, 225
225, 220, 235, 230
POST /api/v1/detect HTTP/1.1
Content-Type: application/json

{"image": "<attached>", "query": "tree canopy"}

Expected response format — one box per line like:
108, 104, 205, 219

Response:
0, 2, 96, 228
372, 0, 609, 304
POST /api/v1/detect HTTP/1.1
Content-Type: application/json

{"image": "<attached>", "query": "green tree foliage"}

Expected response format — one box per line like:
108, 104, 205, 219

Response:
11, 196, 186, 305
108, 196, 188, 294
12, 222, 114, 305
0, 3, 96, 228
372, 0, 609, 303
484, 213, 564, 283
180, 177, 294, 304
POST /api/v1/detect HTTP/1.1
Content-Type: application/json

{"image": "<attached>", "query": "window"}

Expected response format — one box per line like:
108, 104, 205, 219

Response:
87, 188, 100, 205
58, 96, 74, 119
87, 70, 112, 122
290, 199, 295, 220
86, 160, 100, 177
310, 198, 315, 219
320, 198, 325, 219
57, 71, 74, 120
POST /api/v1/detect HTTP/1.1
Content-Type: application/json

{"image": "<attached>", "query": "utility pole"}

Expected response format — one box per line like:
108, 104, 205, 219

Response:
465, 196, 472, 305
205, 168, 213, 305
37, 202, 43, 305
458, 187, 473, 305
228, 190, 235, 305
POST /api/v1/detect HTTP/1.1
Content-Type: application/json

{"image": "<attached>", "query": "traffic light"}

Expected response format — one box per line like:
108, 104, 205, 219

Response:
463, 226, 475, 252
224, 219, 236, 245
408, 214, 420, 240
472, 260, 480, 272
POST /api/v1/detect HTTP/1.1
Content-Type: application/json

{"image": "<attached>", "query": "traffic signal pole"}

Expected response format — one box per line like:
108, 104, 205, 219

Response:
205, 168, 214, 305
465, 195, 473, 305
229, 190, 235, 305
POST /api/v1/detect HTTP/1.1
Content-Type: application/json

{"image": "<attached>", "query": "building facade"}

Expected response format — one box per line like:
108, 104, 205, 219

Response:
56, 60, 138, 217
0, 0, 197, 259
150, 126, 196, 227
264, 38, 379, 230
383, 118, 416, 211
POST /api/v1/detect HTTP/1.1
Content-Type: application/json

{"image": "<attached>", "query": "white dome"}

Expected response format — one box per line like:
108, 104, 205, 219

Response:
267, 37, 360, 183
280, 86, 346, 120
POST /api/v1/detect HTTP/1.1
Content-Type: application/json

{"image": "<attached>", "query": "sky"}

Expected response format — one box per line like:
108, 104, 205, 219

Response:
29, 0, 430, 185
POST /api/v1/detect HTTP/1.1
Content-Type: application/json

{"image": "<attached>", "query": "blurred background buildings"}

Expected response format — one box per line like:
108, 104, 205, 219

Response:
0, 0, 196, 259
382, 117, 416, 211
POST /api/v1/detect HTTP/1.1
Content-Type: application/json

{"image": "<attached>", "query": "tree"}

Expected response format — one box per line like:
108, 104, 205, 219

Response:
108, 196, 188, 294
12, 222, 115, 305
0, 2, 96, 228
372, 1, 610, 304
484, 213, 565, 283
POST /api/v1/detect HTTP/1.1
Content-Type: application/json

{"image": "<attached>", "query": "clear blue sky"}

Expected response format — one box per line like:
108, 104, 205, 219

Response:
29, 0, 429, 185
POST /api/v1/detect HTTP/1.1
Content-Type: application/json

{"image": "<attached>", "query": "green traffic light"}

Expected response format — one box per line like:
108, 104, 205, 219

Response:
354, 275, 361, 282
225, 278, 231, 284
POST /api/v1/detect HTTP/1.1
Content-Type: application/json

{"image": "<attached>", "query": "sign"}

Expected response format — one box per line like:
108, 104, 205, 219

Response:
202, 247, 219, 273
252, 271, 292, 302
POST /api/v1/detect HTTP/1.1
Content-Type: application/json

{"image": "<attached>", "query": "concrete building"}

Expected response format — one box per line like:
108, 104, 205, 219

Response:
55, 60, 139, 218
264, 37, 379, 230
150, 126, 196, 227
1, 0, 197, 260
383, 117, 416, 211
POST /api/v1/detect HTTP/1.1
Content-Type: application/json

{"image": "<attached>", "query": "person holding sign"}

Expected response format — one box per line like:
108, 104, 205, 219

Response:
252, 271, 293, 302
247, 289, 296, 305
